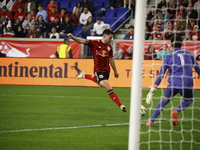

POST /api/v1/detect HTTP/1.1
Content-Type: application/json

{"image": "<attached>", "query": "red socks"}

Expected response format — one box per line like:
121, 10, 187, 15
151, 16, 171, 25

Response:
85, 74, 97, 83
108, 89, 122, 107
84, 75, 122, 107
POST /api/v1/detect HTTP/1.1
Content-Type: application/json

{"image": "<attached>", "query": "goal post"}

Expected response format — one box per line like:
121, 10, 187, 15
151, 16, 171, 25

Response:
128, 0, 146, 150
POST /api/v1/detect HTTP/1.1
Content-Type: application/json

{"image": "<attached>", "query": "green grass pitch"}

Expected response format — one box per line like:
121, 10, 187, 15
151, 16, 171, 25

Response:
0, 85, 199, 150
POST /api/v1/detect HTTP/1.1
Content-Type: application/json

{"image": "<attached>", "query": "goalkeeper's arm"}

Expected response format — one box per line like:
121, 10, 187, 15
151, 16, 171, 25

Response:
146, 84, 158, 104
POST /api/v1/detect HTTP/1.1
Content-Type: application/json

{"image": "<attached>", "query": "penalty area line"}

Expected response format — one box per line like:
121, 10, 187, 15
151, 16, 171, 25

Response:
0, 123, 130, 134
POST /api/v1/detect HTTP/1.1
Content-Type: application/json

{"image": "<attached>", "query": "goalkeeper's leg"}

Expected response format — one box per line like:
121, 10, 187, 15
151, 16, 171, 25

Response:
176, 89, 194, 113
146, 88, 178, 126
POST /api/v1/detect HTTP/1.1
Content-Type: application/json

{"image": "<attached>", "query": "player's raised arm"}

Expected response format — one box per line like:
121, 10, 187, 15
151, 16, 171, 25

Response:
67, 33, 87, 44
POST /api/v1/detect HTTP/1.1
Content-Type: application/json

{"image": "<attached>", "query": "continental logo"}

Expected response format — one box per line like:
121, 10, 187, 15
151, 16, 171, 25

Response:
0, 62, 69, 78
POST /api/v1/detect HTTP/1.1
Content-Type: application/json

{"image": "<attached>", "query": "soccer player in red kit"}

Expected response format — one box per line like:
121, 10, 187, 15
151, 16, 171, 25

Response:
67, 29, 127, 112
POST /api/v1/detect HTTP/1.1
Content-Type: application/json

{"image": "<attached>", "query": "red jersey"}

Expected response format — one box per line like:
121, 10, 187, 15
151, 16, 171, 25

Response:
12, 2, 25, 13
48, 13, 59, 22
2, 11, 12, 19
14, 12, 26, 21
87, 40, 113, 72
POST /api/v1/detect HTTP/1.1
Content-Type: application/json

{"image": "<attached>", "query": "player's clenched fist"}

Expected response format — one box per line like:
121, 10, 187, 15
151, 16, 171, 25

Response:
67, 33, 73, 38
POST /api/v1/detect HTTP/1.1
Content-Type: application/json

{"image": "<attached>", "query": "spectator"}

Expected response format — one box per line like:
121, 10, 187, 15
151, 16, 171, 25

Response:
3, 23, 14, 37
60, 16, 73, 38
13, 18, 22, 34
191, 25, 200, 40
72, 1, 82, 13
157, 44, 171, 60
26, 24, 42, 38
59, 7, 69, 23
55, 38, 73, 58
46, 17, 61, 37
167, 0, 177, 20
30, 9, 36, 20
186, 4, 198, 21
49, 27, 59, 39
174, 4, 186, 21
0, 14, 10, 31
81, 0, 94, 15
123, 25, 134, 40
179, 0, 189, 7
183, 32, 192, 40
24, 0, 36, 14
1, 0, 15, 12
36, 4, 48, 23
79, 7, 92, 26
77, 16, 94, 39
22, 13, 35, 32
188, 20, 196, 32
174, 16, 187, 38
12, 0, 25, 14
35, 15, 48, 34
1, 6, 12, 20
113, 43, 123, 59
159, 6, 170, 27
48, 6, 59, 23
14, 25, 26, 37
146, 6, 157, 26
194, 0, 200, 17
14, 6, 26, 21
144, 44, 157, 60
163, 22, 174, 40
70, 8, 81, 27
123, 0, 133, 9
47, 0, 58, 15
124, 46, 133, 59
157, 0, 167, 12
149, 24, 163, 40
92, 17, 110, 36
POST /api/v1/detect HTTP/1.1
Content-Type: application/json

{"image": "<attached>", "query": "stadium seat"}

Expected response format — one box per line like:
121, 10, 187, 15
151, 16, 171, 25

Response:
70, 0, 80, 8
93, 0, 104, 8
105, 8, 117, 18
117, 8, 129, 23
60, 2, 70, 10
72, 28, 82, 36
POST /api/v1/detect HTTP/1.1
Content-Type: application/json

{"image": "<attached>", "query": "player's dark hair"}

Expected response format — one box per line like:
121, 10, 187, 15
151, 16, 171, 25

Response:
64, 38, 69, 43
102, 29, 114, 36
171, 35, 182, 48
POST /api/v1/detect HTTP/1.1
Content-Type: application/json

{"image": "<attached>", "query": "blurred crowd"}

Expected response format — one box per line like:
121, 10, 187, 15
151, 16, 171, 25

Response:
0, 0, 136, 38
145, 0, 200, 41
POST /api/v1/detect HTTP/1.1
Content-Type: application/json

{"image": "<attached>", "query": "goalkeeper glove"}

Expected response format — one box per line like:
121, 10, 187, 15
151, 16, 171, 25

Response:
146, 87, 156, 104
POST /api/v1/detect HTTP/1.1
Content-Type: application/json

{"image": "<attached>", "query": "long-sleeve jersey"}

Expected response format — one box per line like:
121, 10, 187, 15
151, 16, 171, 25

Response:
155, 48, 200, 89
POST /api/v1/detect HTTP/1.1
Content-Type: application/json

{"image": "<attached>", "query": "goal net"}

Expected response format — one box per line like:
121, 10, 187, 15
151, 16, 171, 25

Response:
137, 0, 200, 150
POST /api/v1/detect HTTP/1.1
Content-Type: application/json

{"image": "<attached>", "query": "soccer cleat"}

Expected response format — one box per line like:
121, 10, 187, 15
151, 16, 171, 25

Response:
146, 122, 153, 127
171, 110, 178, 125
77, 71, 85, 79
120, 105, 127, 112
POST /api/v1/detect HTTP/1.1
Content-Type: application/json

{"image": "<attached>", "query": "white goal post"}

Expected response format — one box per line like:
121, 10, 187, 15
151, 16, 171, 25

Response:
128, 0, 146, 150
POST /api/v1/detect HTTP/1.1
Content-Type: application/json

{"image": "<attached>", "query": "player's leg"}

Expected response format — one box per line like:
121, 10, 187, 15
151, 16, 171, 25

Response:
99, 79, 127, 112
77, 71, 97, 83
171, 89, 193, 125
146, 87, 178, 126
175, 89, 193, 112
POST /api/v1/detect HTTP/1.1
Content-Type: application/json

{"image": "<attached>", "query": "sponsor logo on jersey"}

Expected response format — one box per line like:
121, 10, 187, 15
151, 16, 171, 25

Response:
99, 74, 104, 78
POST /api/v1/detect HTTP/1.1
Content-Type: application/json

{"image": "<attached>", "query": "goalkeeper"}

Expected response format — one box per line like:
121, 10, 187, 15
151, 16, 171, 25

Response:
146, 36, 200, 126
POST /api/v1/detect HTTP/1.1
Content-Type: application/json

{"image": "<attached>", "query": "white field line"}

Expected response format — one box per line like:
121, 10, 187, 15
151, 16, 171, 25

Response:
0, 123, 129, 134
